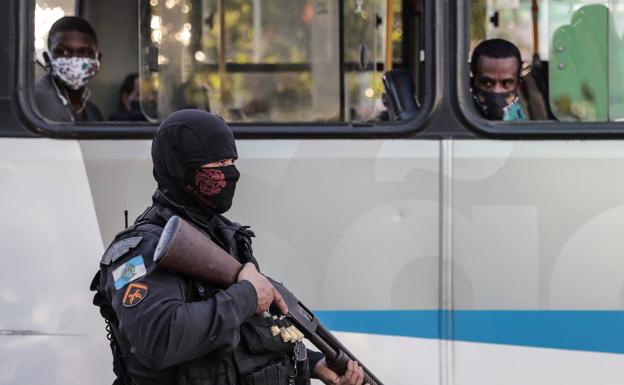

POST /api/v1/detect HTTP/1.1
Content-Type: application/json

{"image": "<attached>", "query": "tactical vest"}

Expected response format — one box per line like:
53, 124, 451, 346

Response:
92, 204, 311, 385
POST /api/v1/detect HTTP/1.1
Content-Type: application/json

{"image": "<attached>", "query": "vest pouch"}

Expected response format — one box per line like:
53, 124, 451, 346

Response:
240, 315, 293, 355
177, 355, 237, 385
241, 359, 294, 385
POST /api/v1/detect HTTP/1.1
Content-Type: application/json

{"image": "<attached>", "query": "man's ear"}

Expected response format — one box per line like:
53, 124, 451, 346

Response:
97, 52, 103, 62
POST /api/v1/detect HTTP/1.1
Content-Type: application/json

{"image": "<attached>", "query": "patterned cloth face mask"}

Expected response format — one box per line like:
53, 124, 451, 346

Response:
473, 90, 526, 121
184, 165, 240, 214
50, 56, 100, 90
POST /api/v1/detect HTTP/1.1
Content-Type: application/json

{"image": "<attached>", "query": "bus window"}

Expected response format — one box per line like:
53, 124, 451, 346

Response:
32, 0, 143, 123
609, 0, 624, 121
139, 0, 415, 124
28, 0, 424, 133
469, 0, 624, 123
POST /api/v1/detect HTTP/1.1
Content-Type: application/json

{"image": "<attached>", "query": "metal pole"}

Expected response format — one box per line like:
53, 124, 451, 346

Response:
339, 0, 345, 121
218, 0, 228, 105
531, 0, 539, 57
385, 0, 395, 71
253, 0, 261, 63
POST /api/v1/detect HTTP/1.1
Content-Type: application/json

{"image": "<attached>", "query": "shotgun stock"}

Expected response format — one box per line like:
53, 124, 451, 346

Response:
153, 215, 384, 385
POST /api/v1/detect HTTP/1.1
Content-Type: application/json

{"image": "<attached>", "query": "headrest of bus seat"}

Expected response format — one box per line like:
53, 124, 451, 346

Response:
382, 69, 420, 122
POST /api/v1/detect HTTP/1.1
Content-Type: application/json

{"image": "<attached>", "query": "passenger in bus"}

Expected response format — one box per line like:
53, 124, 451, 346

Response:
109, 73, 148, 121
35, 16, 103, 122
470, 39, 526, 121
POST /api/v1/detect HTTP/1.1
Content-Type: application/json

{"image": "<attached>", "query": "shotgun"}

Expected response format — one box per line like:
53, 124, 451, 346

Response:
153, 215, 384, 385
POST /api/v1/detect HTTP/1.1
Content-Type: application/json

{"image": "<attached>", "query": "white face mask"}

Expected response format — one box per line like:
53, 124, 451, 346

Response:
50, 56, 100, 90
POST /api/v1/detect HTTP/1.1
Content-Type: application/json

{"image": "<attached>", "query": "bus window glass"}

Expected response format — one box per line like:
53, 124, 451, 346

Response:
344, 1, 382, 121
140, 0, 408, 124
471, 0, 548, 60
34, 1, 76, 87
609, 0, 624, 121
470, 0, 624, 123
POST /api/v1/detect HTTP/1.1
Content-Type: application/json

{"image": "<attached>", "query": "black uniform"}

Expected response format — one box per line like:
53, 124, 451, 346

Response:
91, 110, 322, 385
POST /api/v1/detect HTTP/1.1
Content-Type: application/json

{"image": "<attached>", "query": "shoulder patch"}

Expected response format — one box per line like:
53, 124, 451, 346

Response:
101, 237, 143, 266
112, 255, 147, 290
122, 282, 148, 307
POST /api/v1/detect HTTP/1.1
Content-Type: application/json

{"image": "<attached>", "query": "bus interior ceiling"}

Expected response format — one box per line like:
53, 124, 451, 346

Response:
80, 0, 139, 121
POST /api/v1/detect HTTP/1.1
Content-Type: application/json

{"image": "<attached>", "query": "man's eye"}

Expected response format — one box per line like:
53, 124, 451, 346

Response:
78, 49, 96, 58
54, 49, 69, 57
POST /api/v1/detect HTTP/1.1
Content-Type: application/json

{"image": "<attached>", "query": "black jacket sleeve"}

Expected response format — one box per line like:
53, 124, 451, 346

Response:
102, 232, 257, 371
307, 349, 325, 377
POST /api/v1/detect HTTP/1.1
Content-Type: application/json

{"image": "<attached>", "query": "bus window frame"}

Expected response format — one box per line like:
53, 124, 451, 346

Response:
455, 0, 624, 138
15, 0, 436, 140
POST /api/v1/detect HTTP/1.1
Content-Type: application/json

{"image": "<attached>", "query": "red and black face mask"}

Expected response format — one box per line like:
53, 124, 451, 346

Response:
152, 110, 239, 219
184, 165, 240, 214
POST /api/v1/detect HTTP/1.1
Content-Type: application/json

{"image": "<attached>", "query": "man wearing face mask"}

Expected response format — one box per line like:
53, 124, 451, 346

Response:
90, 110, 367, 385
35, 16, 103, 122
470, 38, 527, 121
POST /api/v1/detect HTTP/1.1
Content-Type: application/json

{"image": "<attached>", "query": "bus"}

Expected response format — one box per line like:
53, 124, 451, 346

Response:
1, 0, 623, 384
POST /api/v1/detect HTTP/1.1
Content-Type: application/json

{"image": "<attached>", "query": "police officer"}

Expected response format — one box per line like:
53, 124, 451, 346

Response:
91, 110, 367, 385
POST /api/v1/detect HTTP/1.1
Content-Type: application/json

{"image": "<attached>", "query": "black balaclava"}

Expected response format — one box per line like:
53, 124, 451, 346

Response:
152, 110, 239, 221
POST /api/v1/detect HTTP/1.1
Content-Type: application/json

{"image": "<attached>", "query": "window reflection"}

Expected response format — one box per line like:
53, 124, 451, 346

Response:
140, 0, 411, 123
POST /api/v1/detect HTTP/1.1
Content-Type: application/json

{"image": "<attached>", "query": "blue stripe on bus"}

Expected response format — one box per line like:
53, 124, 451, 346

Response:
314, 310, 624, 354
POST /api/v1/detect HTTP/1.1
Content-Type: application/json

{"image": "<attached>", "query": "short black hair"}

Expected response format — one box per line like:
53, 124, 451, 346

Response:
47, 16, 98, 49
471, 38, 522, 78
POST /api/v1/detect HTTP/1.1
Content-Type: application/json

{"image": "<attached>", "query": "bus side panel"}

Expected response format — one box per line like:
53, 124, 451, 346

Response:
0, 138, 113, 384
452, 140, 624, 384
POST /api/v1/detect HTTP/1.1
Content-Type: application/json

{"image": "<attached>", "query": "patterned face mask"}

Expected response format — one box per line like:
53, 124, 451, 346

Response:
50, 56, 100, 90
473, 90, 526, 121
184, 165, 240, 214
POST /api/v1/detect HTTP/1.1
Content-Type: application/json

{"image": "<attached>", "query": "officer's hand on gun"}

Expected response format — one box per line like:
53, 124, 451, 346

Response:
237, 262, 288, 315
313, 358, 370, 385
238, 263, 370, 385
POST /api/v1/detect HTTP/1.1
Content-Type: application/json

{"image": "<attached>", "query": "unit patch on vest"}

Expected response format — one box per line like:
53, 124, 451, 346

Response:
112, 255, 147, 290
122, 282, 148, 307
101, 237, 143, 265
